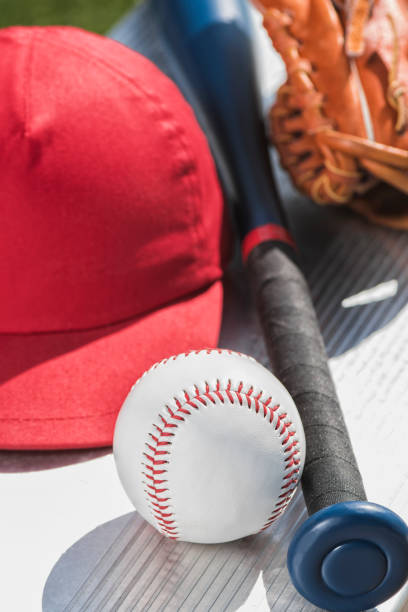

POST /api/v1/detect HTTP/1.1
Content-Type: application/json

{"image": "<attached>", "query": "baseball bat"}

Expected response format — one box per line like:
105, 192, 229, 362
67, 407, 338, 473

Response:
152, 1, 408, 610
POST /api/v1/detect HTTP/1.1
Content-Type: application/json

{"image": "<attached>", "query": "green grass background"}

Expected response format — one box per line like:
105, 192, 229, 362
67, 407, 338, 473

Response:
0, 0, 139, 33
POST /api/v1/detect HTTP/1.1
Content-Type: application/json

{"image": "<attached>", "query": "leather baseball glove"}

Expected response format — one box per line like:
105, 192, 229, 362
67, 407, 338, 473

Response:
253, 0, 408, 228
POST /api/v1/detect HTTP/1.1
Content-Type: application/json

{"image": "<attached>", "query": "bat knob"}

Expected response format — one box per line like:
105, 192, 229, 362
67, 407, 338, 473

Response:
287, 501, 408, 611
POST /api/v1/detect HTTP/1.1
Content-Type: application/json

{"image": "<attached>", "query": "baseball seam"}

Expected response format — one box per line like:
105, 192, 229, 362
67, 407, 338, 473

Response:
141, 351, 301, 540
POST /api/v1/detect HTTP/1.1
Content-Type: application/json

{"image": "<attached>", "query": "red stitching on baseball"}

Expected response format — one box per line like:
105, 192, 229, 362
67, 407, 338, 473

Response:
159, 416, 177, 429
285, 439, 299, 452
151, 502, 169, 510
282, 429, 296, 447
226, 389, 234, 403
205, 392, 216, 404
283, 468, 300, 480
141, 351, 301, 539
166, 406, 184, 422
274, 499, 289, 509
178, 407, 191, 415
148, 492, 169, 502
279, 486, 296, 499
215, 390, 224, 403
285, 450, 300, 462
153, 425, 174, 437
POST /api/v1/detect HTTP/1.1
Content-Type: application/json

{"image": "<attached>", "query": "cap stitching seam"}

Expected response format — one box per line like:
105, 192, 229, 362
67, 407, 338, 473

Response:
23, 29, 36, 138
1, 282, 219, 335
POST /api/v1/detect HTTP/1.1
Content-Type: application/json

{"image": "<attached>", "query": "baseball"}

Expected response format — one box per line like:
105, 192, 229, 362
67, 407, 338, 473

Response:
113, 349, 306, 544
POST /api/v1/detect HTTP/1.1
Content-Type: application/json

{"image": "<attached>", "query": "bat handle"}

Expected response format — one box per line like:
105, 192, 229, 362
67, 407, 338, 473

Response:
248, 245, 408, 610
288, 501, 408, 611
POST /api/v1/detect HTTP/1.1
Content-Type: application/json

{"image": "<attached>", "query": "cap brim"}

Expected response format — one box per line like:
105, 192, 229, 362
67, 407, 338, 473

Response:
0, 282, 223, 450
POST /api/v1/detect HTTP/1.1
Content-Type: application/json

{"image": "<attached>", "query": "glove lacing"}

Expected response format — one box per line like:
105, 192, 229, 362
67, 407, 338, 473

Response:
262, 2, 408, 226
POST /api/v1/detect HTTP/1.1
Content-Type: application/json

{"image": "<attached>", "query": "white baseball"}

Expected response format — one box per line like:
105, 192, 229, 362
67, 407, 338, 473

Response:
113, 349, 305, 544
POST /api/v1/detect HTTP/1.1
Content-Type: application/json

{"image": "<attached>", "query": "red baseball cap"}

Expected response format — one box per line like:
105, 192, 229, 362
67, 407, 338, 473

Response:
0, 26, 226, 450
